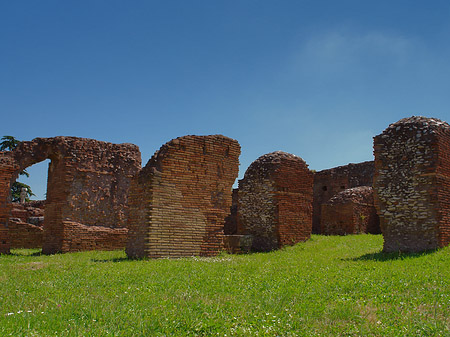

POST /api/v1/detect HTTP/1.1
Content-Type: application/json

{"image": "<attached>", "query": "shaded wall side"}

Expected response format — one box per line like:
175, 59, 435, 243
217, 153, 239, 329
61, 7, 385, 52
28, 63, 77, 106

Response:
42, 155, 69, 254
436, 128, 450, 247
374, 128, 439, 253
238, 177, 277, 251
125, 173, 152, 258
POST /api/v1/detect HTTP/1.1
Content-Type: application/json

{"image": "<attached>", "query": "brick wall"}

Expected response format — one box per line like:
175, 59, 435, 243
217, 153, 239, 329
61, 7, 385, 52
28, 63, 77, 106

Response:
0, 152, 19, 254
237, 151, 313, 252
8, 201, 45, 249
1, 137, 141, 254
321, 186, 380, 235
126, 135, 240, 259
8, 220, 43, 249
313, 161, 374, 234
374, 116, 450, 252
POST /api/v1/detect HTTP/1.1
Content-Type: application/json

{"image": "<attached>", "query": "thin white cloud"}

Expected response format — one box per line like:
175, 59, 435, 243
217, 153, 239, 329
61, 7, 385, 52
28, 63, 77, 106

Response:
290, 31, 416, 78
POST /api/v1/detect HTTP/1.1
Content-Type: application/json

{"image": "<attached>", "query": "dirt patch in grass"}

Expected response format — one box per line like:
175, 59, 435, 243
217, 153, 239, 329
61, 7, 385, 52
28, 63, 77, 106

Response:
16, 262, 48, 270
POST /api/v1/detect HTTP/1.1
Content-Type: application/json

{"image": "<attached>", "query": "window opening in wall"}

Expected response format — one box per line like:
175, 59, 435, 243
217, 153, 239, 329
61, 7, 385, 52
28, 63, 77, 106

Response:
10, 159, 50, 254
322, 186, 327, 191
340, 186, 346, 190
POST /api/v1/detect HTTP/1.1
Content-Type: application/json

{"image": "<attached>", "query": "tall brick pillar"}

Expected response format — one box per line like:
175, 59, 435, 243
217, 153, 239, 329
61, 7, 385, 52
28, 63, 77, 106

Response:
374, 116, 450, 253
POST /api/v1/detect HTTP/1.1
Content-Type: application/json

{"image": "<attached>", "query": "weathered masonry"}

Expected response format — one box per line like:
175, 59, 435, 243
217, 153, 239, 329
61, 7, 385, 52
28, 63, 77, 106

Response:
126, 135, 240, 259
9, 201, 45, 249
313, 161, 374, 234
321, 186, 380, 235
0, 137, 141, 254
374, 116, 450, 253
237, 151, 313, 252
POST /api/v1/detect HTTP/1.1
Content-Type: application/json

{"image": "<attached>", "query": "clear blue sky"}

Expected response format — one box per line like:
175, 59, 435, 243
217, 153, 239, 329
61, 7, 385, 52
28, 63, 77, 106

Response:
2, 1, 450, 199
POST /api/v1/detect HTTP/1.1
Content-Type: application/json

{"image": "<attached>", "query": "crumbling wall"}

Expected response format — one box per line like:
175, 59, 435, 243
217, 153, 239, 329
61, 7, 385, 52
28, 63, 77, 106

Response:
126, 135, 240, 259
1, 137, 141, 254
238, 151, 313, 252
374, 116, 450, 252
321, 186, 380, 235
313, 161, 374, 233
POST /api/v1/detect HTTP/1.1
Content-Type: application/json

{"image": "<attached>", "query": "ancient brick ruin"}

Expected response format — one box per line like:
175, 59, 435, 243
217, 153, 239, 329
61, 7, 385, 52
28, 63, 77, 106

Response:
313, 161, 374, 234
0, 137, 141, 254
237, 151, 313, 252
126, 135, 240, 259
321, 186, 380, 235
374, 116, 450, 253
9, 201, 45, 249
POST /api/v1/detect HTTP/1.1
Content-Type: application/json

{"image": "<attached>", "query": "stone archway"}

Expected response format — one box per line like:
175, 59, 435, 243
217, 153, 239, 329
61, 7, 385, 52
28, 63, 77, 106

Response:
1, 136, 141, 254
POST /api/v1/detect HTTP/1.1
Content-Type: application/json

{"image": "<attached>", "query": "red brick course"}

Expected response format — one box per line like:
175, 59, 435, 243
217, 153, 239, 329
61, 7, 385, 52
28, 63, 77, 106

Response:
237, 151, 313, 251
126, 135, 240, 259
374, 116, 450, 252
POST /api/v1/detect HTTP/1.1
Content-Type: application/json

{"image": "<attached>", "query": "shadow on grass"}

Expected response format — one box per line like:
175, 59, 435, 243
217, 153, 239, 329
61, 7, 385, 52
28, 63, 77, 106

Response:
348, 249, 438, 262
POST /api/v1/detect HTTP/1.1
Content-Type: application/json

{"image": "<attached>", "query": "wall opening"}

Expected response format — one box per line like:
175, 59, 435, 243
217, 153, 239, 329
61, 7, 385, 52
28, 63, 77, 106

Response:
8, 159, 50, 253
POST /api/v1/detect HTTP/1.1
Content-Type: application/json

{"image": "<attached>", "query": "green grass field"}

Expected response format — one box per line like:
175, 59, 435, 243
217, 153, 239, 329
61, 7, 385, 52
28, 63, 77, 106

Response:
1, 234, 449, 336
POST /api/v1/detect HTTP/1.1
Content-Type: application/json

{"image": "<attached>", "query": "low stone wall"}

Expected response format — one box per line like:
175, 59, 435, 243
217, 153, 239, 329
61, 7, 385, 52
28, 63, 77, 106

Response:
238, 151, 313, 251
126, 135, 240, 259
61, 222, 128, 252
374, 116, 450, 252
321, 186, 380, 235
8, 220, 43, 249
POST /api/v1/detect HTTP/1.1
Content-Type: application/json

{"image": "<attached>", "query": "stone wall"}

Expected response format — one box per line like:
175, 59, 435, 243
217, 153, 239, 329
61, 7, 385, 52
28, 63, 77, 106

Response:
126, 135, 240, 259
313, 161, 374, 233
374, 116, 450, 253
321, 186, 380, 235
237, 151, 313, 252
0, 137, 141, 254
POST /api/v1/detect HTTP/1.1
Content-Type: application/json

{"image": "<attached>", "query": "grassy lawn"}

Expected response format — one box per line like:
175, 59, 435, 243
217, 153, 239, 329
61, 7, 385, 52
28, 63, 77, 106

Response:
1, 234, 449, 336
